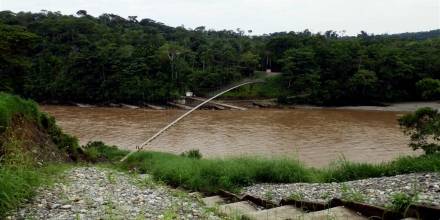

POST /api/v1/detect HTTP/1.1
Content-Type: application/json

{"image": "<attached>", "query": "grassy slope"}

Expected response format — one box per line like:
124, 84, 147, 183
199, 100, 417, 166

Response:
0, 93, 80, 218
0, 92, 40, 132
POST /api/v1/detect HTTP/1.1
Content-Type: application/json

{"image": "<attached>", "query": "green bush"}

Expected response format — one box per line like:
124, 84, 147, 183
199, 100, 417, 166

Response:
398, 107, 440, 154
180, 149, 202, 159
83, 141, 129, 162
416, 78, 440, 100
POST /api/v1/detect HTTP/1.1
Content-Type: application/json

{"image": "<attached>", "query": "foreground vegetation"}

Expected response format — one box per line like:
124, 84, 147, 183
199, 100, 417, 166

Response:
1, 93, 440, 217
1, 10, 439, 105
0, 163, 71, 218
85, 142, 440, 193
0, 93, 80, 218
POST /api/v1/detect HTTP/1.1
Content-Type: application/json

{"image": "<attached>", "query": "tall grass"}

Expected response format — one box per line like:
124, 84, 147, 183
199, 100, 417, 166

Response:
0, 165, 70, 218
121, 151, 314, 192
320, 154, 440, 182
87, 142, 440, 193
0, 139, 71, 218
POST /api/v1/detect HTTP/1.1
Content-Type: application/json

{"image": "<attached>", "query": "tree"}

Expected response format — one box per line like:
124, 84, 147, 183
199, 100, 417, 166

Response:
416, 78, 440, 100
0, 23, 37, 93
281, 48, 319, 90
399, 107, 440, 154
0, 10, 438, 105
348, 69, 378, 99
76, 10, 87, 17
239, 51, 259, 76
158, 43, 186, 80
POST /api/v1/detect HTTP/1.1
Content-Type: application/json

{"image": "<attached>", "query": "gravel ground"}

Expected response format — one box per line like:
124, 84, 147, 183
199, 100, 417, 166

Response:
241, 173, 440, 207
9, 167, 222, 220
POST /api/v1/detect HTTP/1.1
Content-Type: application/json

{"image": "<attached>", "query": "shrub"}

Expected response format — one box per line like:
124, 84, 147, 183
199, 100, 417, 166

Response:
83, 141, 129, 162
416, 78, 440, 100
180, 149, 202, 159
40, 112, 82, 160
398, 107, 440, 154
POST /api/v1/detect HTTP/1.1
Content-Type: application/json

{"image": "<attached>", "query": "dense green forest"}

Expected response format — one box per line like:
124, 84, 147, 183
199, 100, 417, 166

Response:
1, 10, 439, 105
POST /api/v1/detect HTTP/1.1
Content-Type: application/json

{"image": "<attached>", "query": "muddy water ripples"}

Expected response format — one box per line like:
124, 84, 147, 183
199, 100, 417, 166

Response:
41, 106, 419, 167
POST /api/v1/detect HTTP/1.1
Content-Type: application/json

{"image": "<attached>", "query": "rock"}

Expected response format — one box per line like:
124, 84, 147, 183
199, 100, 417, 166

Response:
60, 205, 72, 209
49, 203, 61, 209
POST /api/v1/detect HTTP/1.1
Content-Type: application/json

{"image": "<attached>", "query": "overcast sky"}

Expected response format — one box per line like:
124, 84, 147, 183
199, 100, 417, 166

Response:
1, 0, 439, 35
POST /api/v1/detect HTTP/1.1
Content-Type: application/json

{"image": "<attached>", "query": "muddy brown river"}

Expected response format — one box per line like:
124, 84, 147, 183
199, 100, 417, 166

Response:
41, 106, 420, 167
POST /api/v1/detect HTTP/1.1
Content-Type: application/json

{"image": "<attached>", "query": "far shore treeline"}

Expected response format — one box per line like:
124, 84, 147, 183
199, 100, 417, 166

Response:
1, 10, 439, 105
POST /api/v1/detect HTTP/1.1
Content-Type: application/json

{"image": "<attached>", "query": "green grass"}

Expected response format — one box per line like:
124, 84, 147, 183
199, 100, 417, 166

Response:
320, 154, 440, 182
0, 164, 71, 218
0, 92, 40, 132
87, 142, 440, 193
0, 131, 73, 218
121, 151, 314, 192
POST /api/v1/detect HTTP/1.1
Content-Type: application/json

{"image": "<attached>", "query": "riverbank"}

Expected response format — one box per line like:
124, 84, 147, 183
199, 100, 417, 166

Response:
9, 167, 221, 220
10, 167, 440, 220
40, 98, 440, 113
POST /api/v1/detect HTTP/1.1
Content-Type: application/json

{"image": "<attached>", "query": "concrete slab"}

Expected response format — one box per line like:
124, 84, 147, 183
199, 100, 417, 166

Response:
202, 196, 227, 207
303, 206, 367, 220
246, 205, 304, 220
219, 201, 258, 217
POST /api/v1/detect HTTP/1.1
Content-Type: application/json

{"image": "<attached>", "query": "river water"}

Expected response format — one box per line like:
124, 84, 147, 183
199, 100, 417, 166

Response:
41, 105, 419, 167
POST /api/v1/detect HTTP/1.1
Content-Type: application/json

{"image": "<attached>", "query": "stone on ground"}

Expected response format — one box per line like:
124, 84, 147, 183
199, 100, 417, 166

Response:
10, 167, 221, 220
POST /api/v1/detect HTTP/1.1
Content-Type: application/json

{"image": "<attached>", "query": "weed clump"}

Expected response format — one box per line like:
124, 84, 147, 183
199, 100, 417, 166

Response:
389, 192, 418, 213
180, 149, 202, 159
